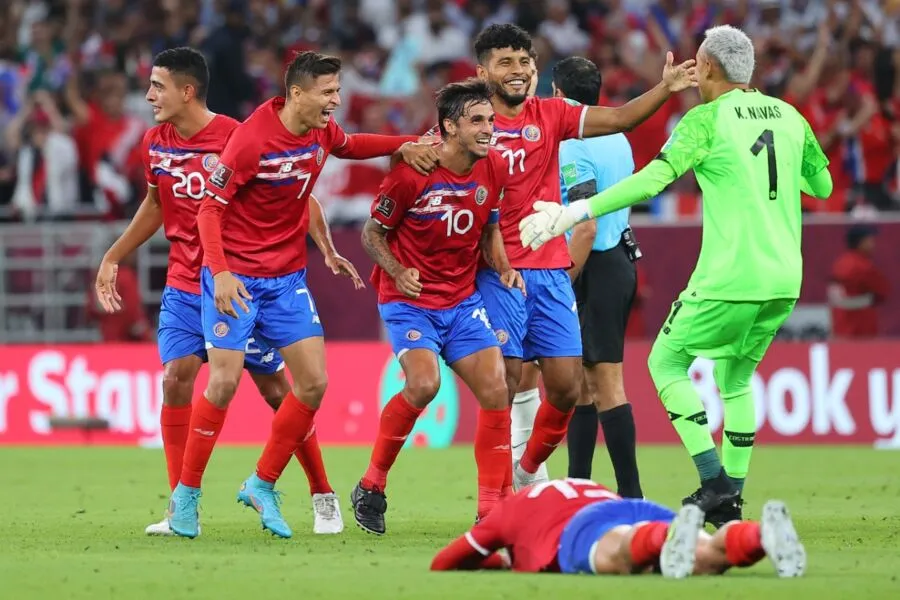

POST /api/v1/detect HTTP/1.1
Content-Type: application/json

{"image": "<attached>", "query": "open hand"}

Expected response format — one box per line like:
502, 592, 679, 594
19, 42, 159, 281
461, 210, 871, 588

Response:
662, 51, 697, 93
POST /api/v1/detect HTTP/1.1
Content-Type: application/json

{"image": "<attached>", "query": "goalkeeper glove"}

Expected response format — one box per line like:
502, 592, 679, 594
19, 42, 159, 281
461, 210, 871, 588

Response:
518, 200, 591, 251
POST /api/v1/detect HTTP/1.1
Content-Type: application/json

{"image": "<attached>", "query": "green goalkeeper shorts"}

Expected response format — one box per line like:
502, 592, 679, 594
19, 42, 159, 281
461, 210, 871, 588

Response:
652, 293, 797, 361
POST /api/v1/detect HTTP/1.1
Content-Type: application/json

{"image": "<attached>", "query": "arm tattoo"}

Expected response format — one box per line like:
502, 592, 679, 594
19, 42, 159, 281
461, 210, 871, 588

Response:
361, 218, 405, 278
480, 223, 510, 274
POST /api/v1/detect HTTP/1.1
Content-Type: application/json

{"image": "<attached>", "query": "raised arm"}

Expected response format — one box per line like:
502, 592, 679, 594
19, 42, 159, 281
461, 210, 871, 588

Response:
581, 52, 696, 137
520, 104, 713, 249
329, 122, 439, 175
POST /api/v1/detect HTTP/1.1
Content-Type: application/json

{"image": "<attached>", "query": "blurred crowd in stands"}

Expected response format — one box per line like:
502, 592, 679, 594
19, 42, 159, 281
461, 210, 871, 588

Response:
2, 0, 900, 224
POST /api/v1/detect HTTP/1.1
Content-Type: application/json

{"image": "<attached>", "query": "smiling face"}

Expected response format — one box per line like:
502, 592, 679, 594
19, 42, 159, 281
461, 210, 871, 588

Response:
445, 100, 495, 160
145, 66, 186, 123
288, 72, 342, 130
477, 46, 533, 108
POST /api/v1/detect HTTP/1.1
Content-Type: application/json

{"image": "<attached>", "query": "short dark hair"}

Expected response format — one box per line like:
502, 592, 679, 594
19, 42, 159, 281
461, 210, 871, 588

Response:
552, 56, 601, 106
153, 47, 209, 101
284, 51, 342, 91
435, 78, 492, 137
473, 24, 532, 65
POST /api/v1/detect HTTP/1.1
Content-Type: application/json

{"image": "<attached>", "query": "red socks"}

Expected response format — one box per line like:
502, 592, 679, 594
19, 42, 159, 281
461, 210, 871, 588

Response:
256, 391, 317, 483
361, 392, 422, 491
294, 423, 334, 494
179, 397, 228, 488
725, 522, 765, 567
474, 407, 511, 519
629, 521, 669, 568
160, 404, 192, 491
520, 400, 573, 474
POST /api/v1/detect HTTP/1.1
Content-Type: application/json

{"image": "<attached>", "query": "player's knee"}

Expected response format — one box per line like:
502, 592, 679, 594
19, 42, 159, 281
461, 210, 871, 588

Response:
647, 342, 683, 393
404, 376, 440, 408
544, 370, 582, 411
161, 371, 196, 407
206, 371, 242, 407
291, 375, 328, 408
477, 377, 509, 411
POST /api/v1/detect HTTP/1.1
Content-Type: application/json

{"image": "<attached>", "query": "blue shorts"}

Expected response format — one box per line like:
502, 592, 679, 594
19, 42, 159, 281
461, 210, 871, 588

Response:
476, 268, 582, 361
200, 267, 323, 352
558, 499, 676, 574
379, 292, 499, 365
158, 286, 282, 374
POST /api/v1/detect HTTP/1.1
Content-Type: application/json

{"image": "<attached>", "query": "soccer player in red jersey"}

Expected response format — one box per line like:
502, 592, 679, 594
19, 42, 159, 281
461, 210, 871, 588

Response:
351, 79, 523, 535
470, 25, 697, 490
431, 478, 806, 579
167, 51, 438, 539
94, 48, 357, 536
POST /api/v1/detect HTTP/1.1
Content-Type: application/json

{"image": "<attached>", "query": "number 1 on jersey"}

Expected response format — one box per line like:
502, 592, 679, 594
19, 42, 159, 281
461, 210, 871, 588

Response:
750, 129, 778, 200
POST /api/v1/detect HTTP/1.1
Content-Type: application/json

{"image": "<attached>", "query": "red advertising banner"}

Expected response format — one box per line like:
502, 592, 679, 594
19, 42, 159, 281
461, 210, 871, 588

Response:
0, 342, 897, 448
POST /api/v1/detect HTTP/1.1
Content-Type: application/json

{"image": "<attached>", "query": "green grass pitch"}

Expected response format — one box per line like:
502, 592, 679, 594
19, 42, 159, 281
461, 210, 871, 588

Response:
2, 445, 898, 599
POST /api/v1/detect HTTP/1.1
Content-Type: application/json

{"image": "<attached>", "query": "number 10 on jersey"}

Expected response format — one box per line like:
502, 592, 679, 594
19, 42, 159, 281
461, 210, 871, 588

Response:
440, 206, 474, 236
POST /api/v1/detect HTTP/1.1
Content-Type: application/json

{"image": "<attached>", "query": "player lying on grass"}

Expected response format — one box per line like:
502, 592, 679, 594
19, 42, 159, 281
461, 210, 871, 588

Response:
95, 47, 355, 536
431, 478, 806, 579
519, 25, 832, 527
351, 78, 523, 535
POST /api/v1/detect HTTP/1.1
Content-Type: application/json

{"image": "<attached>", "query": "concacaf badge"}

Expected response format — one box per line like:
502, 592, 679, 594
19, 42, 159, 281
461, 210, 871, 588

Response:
475, 186, 488, 205
523, 124, 541, 142
202, 154, 219, 172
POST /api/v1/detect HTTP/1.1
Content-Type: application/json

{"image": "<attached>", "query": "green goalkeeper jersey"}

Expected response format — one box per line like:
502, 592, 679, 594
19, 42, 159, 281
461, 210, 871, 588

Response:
658, 88, 829, 301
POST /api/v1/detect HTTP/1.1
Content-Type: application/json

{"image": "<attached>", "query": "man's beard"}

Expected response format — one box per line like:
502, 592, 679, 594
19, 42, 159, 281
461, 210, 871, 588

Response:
490, 80, 528, 107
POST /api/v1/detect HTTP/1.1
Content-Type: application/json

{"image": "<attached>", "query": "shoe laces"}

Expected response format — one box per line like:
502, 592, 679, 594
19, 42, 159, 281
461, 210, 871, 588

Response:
314, 494, 338, 519
174, 488, 201, 516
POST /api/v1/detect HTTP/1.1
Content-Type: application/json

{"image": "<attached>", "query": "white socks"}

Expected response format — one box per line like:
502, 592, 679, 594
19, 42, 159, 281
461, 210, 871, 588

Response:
511, 387, 541, 462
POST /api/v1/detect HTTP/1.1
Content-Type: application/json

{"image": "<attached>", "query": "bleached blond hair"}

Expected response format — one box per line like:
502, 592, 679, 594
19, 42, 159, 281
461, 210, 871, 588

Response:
700, 25, 755, 84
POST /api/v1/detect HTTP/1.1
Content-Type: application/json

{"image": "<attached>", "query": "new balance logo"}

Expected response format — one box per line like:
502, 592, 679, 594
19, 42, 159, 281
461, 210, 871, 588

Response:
193, 428, 215, 437
492, 444, 511, 451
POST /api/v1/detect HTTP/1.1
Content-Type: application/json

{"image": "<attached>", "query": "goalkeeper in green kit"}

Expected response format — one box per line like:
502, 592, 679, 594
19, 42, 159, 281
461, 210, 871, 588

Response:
519, 25, 832, 528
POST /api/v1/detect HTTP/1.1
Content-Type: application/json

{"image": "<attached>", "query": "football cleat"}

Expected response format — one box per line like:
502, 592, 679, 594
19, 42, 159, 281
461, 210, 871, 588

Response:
351, 482, 387, 536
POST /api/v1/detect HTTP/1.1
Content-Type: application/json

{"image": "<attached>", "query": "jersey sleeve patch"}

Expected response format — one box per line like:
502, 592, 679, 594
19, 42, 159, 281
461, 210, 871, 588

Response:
374, 194, 397, 219
209, 163, 234, 191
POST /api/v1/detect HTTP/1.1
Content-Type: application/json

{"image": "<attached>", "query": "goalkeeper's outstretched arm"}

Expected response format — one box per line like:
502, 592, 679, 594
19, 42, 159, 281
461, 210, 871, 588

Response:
801, 167, 833, 199
585, 160, 677, 218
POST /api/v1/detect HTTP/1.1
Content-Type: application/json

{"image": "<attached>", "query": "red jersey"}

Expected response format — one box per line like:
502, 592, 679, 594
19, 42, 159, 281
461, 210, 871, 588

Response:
142, 115, 238, 294
204, 98, 349, 277
490, 97, 587, 270
830, 250, 889, 338
459, 479, 619, 573
370, 153, 507, 309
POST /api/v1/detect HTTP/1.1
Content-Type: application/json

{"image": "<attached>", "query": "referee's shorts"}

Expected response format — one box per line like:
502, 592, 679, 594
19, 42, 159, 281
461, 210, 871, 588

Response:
572, 238, 636, 364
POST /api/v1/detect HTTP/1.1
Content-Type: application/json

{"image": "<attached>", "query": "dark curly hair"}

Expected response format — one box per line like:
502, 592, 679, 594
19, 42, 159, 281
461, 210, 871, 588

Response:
473, 24, 533, 65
